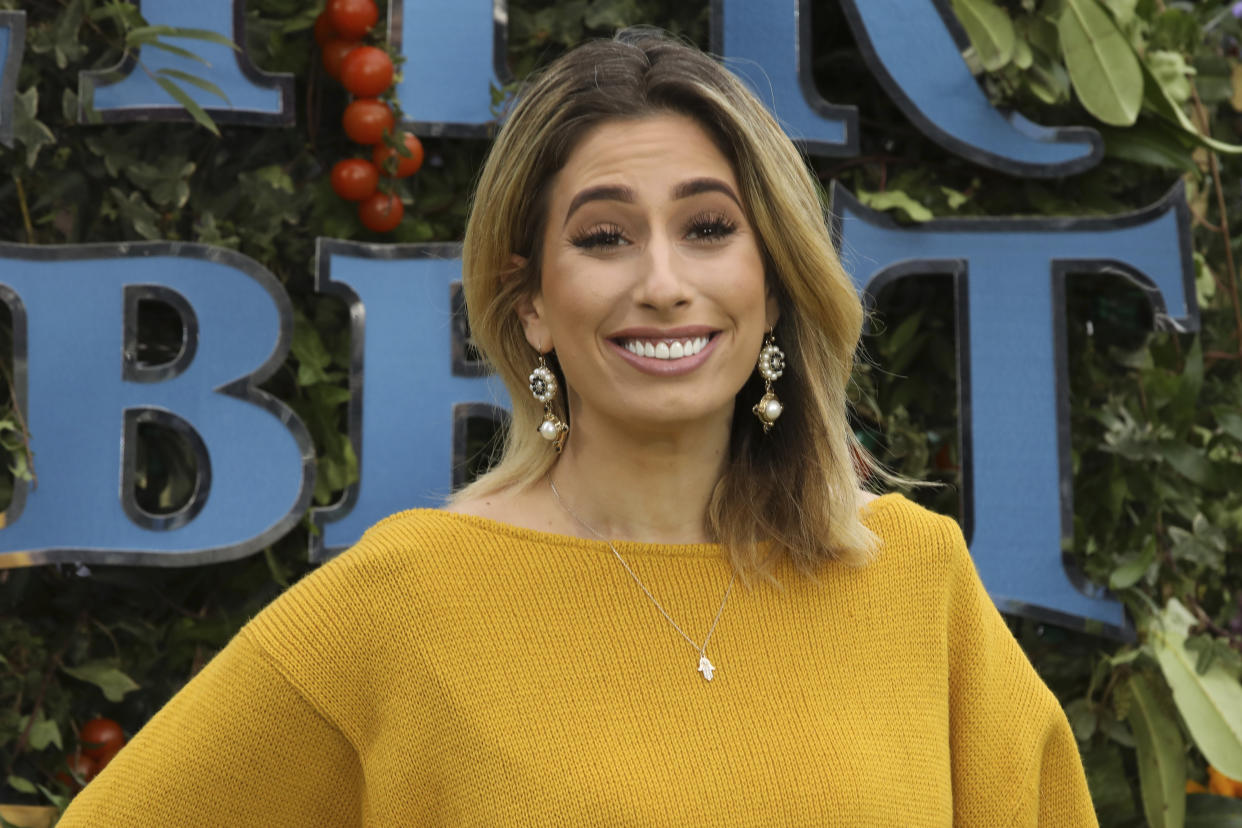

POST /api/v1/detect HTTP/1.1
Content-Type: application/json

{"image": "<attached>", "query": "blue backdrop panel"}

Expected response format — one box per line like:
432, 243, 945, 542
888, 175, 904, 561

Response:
833, 184, 1196, 635
311, 240, 510, 559
0, 244, 313, 567
391, 0, 505, 137
80, 0, 293, 125
711, 0, 857, 155
0, 10, 25, 148
838, 0, 1101, 176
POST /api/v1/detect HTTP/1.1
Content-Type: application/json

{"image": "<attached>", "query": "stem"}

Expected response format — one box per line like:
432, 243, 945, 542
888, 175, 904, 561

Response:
13, 175, 35, 243
2, 641, 68, 782
1191, 90, 1242, 359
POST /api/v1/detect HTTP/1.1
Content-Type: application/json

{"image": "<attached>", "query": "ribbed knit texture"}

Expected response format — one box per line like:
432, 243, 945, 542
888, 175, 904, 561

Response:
59, 494, 1097, 826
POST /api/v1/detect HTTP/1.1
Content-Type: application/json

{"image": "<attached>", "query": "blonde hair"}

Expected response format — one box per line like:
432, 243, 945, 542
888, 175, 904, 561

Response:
455, 29, 879, 582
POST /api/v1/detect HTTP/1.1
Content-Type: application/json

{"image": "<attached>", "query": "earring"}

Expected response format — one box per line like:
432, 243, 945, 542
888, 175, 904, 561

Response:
752, 332, 785, 433
529, 354, 569, 452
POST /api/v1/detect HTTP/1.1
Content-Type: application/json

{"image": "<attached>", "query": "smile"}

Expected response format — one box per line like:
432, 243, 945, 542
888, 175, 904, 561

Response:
619, 336, 710, 360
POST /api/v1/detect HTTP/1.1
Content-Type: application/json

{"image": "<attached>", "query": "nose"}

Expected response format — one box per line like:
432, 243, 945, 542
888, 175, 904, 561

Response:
635, 232, 691, 311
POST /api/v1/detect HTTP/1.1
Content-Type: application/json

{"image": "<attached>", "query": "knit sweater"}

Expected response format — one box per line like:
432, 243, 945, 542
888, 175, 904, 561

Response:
59, 494, 1097, 826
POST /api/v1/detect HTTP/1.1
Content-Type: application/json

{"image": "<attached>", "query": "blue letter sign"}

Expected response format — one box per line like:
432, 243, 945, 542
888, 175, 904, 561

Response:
79, 1, 293, 126
833, 183, 1196, 635
310, 240, 509, 560
0, 244, 313, 567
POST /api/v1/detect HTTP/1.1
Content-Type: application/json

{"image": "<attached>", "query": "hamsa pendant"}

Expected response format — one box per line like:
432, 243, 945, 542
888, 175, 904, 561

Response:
697, 654, 715, 681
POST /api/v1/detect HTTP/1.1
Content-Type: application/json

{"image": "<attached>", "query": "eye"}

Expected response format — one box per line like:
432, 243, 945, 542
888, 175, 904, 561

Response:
570, 223, 629, 250
684, 211, 737, 243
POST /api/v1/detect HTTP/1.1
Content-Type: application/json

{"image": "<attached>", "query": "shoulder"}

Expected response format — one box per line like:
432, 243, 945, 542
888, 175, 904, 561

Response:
861, 492, 967, 563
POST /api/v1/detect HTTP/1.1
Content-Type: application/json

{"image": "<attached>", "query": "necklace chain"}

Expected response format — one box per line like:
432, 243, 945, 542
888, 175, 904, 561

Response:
548, 477, 736, 679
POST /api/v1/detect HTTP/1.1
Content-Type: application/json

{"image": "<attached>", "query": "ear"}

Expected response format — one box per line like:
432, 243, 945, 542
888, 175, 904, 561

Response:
510, 255, 553, 352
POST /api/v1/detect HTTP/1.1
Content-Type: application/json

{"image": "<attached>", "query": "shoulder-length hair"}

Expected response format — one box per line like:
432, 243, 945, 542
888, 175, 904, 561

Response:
454, 28, 878, 582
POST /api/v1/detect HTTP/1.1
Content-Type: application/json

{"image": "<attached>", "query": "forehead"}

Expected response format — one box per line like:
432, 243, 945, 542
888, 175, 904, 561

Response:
550, 114, 739, 203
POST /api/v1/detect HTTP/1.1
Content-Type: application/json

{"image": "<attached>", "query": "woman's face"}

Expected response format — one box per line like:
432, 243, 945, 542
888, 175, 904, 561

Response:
518, 113, 778, 435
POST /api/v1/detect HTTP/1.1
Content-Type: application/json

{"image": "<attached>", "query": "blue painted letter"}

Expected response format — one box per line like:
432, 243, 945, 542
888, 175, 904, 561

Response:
0, 243, 313, 567
833, 183, 1195, 634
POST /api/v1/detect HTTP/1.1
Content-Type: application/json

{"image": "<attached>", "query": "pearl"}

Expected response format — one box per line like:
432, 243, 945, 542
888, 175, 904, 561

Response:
764, 399, 783, 421
539, 420, 560, 441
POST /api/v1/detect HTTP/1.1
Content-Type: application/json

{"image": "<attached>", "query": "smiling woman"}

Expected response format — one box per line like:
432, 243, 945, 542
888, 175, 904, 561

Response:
57, 28, 1098, 828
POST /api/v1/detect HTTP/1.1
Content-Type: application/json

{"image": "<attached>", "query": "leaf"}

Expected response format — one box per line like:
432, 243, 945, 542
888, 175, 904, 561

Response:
1126, 672, 1187, 828
1058, 0, 1144, 125
60, 659, 141, 702
152, 75, 220, 137
156, 69, 230, 104
136, 38, 211, 65
22, 713, 62, 751
1186, 792, 1242, 825
126, 24, 238, 51
856, 189, 933, 222
1148, 50, 1196, 103
12, 87, 56, 167
951, 0, 1015, 71
1157, 441, 1214, 487
6, 775, 37, 795
1109, 537, 1156, 589
1148, 600, 1242, 780
1217, 409, 1242, 443
1140, 58, 1242, 155
1231, 62, 1242, 112
1101, 121, 1199, 174
1101, 0, 1137, 26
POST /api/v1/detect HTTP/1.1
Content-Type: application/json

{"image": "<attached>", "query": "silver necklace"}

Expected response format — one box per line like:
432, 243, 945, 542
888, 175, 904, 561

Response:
549, 477, 736, 681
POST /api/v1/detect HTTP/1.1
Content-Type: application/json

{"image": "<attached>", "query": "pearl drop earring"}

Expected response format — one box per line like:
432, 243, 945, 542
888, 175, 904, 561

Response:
529, 354, 568, 452
753, 332, 785, 433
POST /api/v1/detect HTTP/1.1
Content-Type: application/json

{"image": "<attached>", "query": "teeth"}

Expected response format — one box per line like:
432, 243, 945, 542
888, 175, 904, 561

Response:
621, 336, 710, 360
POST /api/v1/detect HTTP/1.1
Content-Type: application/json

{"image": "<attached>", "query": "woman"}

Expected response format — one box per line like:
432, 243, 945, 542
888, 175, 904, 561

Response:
60, 30, 1097, 826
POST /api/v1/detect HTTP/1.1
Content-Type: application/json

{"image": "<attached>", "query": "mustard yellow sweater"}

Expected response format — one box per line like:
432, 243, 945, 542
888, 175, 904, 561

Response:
59, 494, 1097, 826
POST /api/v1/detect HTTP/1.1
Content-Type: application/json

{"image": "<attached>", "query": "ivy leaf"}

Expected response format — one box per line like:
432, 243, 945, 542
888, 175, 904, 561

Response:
1058, 0, 1143, 126
17, 712, 62, 751
60, 659, 141, 702
1126, 672, 1186, 828
12, 87, 56, 167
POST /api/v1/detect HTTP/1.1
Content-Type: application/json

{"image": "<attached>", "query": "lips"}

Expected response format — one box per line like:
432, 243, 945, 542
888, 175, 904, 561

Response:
607, 328, 721, 375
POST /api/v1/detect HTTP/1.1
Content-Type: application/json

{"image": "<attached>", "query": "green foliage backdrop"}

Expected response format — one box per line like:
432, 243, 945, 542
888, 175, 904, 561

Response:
2, 1, 1242, 825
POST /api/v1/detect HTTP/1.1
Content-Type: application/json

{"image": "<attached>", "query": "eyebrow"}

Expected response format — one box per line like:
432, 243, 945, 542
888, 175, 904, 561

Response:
562, 177, 743, 227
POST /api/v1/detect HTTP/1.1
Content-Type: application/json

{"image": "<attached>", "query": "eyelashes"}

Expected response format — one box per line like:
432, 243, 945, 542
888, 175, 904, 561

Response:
569, 211, 739, 250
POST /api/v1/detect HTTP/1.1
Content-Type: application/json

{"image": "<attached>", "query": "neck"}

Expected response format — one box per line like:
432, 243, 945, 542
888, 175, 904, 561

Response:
547, 409, 732, 545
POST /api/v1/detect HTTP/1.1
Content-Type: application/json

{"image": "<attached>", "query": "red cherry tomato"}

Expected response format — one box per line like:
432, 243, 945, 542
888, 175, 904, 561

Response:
331, 159, 380, 201
55, 752, 98, 791
373, 133, 424, 178
342, 98, 394, 144
80, 716, 126, 767
358, 192, 404, 232
340, 46, 394, 98
321, 39, 358, 80
328, 0, 379, 40
313, 11, 337, 47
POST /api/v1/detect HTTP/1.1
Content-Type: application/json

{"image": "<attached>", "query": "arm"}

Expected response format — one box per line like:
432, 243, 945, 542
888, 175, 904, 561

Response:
944, 531, 1098, 827
57, 630, 363, 828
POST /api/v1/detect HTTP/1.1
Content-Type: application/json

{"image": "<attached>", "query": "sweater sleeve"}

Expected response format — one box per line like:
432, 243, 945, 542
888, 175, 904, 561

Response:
943, 525, 1098, 827
56, 629, 364, 828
